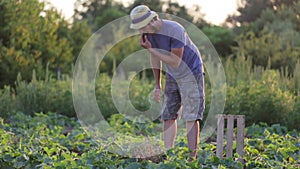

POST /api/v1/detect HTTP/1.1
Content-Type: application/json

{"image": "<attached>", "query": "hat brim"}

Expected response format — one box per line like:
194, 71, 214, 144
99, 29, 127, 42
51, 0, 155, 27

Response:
130, 11, 157, 30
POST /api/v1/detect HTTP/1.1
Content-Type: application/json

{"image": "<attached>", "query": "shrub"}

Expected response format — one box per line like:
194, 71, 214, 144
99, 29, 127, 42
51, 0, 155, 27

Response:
247, 70, 293, 124
0, 60, 299, 131
285, 95, 300, 130
0, 86, 16, 119
225, 70, 294, 126
5, 71, 155, 120
15, 71, 74, 117
95, 73, 117, 120
95, 73, 155, 120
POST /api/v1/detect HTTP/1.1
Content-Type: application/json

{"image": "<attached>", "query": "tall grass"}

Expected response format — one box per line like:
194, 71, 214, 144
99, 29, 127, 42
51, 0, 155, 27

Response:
0, 57, 299, 130
223, 54, 300, 130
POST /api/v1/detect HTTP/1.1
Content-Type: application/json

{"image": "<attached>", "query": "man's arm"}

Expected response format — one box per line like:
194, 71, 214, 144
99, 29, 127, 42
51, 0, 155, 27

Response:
150, 53, 162, 89
148, 47, 183, 69
140, 34, 184, 69
150, 53, 162, 103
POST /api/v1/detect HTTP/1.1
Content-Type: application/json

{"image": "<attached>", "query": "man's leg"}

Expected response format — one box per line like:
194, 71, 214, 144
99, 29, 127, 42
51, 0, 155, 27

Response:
163, 119, 177, 150
186, 120, 200, 158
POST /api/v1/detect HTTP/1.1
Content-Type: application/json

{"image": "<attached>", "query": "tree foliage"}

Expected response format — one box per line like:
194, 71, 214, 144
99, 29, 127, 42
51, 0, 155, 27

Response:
202, 25, 236, 56
0, 0, 92, 87
5, 0, 299, 89
74, 0, 127, 32
231, 1, 300, 72
227, 0, 298, 27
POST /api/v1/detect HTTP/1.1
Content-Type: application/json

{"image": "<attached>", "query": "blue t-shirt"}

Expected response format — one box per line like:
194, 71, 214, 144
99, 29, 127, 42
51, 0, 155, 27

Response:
147, 19, 203, 81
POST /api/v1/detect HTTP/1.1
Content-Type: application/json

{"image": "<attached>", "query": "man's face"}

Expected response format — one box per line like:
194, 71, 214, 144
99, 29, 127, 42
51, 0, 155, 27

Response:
139, 19, 159, 34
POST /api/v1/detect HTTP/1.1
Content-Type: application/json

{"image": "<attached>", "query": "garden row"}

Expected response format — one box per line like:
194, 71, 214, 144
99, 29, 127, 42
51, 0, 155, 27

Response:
0, 112, 299, 168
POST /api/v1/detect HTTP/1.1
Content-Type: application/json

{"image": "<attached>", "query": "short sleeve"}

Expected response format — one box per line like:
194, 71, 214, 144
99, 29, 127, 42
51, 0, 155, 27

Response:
170, 26, 186, 49
171, 37, 185, 48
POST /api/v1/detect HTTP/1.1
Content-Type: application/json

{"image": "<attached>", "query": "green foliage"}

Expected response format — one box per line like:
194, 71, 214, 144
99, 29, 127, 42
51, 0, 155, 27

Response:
102, 35, 142, 75
63, 20, 92, 61
0, 112, 299, 168
74, 0, 127, 31
15, 70, 74, 117
245, 123, 300, 168
234, 0, 272, 24
95, 73, 155, 119
0, 86, 15, 119
286, 95, 300, 130
108, 114, 160, 136
202, 25, 236, 56
1, 61, 300, 130
0, 0, 91, 87
226, 69, 294, 125
127, 0, 164, 13
224, 55, 300, 130
129, 0, 205, 26
0, 70, 155, 120
234, 30, 300, 72
93, 73, 116, 119
227, 0, 298, 26
231, 1, 300, 72
164, 0, 202, 25
75, 0, 207, 32
0, 58, 299, 130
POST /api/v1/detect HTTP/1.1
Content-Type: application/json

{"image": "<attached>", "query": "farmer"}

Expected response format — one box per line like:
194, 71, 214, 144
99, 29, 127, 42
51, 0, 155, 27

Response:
129, 5, 205, 159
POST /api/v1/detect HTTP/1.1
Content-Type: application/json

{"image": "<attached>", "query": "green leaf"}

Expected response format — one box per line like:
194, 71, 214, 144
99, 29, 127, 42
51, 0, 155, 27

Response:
13, 156, 27, 168
248, 140, 257, 147
125, 162, 142, 169
3, 154, 14, 163
263, 139, 272, 145
13, 161, 26, 169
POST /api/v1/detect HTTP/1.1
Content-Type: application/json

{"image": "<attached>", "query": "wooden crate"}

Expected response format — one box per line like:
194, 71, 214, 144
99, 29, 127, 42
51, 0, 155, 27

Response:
216, 114, 245, 163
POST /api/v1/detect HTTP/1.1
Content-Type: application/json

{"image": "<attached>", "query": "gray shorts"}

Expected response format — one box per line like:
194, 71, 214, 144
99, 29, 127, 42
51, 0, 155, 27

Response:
161, 73, 205, 121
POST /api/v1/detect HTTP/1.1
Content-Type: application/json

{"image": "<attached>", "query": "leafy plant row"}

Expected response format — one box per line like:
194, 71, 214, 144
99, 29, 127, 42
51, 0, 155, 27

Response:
0, 112, 299, 168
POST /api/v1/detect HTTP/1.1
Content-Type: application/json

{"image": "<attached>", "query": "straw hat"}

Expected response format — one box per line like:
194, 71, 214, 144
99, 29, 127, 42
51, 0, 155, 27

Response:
130, 5, 157, 29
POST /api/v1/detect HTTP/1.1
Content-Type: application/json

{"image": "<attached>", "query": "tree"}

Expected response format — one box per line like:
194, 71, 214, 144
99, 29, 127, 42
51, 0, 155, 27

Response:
229, 1, 300, 73
74, 0, 127, 32
0, 0, 76, 87
201, 25, 236, 57
127, 0, 164, 14
61, 20, 92, 62
241, 0, 271, 24
227, 0, 298, 27
127, 0, 206, 26
234, 2, 300, 73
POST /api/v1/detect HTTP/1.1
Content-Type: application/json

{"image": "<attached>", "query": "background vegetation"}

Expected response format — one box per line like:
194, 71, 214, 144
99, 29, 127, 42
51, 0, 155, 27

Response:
0, 0, 300, 168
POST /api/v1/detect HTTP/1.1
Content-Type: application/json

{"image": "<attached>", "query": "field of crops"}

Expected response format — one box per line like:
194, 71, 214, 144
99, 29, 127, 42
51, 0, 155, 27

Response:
0, 112, 299, 168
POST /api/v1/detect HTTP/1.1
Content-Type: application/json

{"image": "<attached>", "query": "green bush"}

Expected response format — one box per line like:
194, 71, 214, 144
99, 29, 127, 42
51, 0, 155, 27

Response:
225, 70, 294, 126
95, 73, 155, 120
95, 73, 117, 119
224, 55, 299, 130
286, 95, 300, 130
1, 72, 156, 121
0, 60, 299, 131
0, 86, 16, 119
247, 70, 293, 124
15, 71, 74, 117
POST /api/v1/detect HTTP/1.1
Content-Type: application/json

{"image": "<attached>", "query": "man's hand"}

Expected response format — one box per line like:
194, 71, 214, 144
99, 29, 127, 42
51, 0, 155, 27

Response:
140, 33, 152, 49
153, 88, 161, 103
